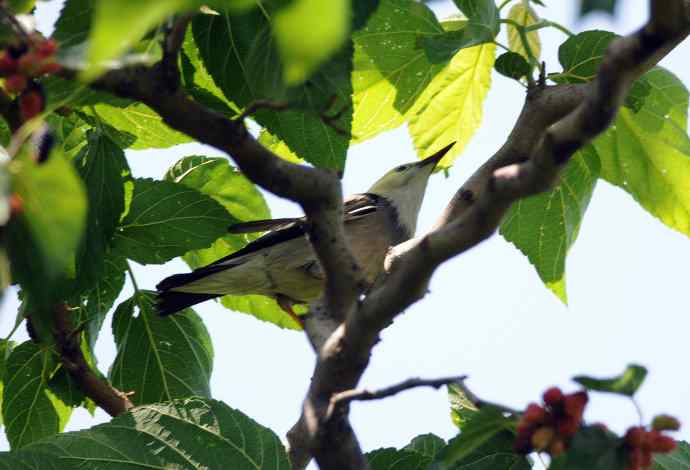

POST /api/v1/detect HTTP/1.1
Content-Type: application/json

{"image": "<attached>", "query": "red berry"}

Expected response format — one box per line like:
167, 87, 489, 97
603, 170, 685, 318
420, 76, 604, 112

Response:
9, 193, 23, 216
549, 438, 566, 457
20, 91, 44, 121
18, 52, 41, 76
513, 431, 533, 454
543, 387, 565, 406
641, 450, 653, 468
39, 61, 61, 75
524, 403, 546, 424
564, 391, 588, 418
650, 432, 677, 453
557, 416, 580, 438
625, 427, 646, 448
36, 39, 57, 58
629, 447, 644, 470
4, 74, 27, 94
531, 426, 555, 451
0, 53, 17, 76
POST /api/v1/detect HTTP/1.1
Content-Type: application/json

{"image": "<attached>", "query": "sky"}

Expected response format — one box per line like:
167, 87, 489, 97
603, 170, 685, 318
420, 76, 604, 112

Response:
1, 0, 689, 465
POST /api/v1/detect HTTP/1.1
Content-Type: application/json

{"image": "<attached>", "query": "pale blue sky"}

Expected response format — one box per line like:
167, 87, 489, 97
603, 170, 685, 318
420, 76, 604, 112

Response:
1, 0, 689, 464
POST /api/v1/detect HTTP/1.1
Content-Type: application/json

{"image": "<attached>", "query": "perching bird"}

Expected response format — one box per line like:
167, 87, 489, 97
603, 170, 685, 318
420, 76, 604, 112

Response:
156, 142, 454, 320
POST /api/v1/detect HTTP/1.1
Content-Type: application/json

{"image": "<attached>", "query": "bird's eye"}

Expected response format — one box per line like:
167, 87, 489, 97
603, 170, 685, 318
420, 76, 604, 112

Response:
396, 165, 408, 172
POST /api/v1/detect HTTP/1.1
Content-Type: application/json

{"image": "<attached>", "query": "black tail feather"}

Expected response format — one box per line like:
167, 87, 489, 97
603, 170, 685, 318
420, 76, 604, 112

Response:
156, 290, 219, 316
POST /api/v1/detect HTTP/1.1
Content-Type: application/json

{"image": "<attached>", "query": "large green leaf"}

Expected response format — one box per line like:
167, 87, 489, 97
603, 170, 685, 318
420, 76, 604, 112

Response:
192, 7, 351, 169
653, 441, 690, 470
408, 42, 495, 168
351, 0, 444, 141
573, 364, 647, 397
553, 30, 617, 83
421, 0, 498, 63
592, 68, 690, 237
436, 407, 515, 467
0, 340, 15, 426
273, 0, 350, 85
405, 434, 446, 459
500, 146, 601, 302
79, 102, 193, 150
434, 432, 531, 470
2, 342, 71, 449
507, 3, 541, 62
9, 151, 86, 274
367, 448, 431, 469
549, 426, 626, 470
52, 0, 95, 49
73, 131, 130, 292
109, 291, 213, 405
11, 398, 291, 469
112, 178, 234, 265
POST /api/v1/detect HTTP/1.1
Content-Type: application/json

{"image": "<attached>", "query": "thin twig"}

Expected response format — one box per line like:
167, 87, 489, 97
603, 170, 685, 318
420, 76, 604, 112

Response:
233, 99, 291, 121
328, 375, 467, 419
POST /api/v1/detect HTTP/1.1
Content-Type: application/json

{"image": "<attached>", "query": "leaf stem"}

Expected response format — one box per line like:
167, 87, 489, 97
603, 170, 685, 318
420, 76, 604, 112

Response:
500, 19, 539, 68
525, 20, 574, 36
125, 261, 141, 295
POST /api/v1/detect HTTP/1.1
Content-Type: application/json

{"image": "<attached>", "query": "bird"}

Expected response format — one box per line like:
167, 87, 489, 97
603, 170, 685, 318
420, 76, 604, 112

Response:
156, 142, 454, 321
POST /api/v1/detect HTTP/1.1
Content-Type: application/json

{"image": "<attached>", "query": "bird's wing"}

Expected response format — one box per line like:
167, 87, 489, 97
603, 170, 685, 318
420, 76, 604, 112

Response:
228, 218, 301, 234
343, 193, 382, 221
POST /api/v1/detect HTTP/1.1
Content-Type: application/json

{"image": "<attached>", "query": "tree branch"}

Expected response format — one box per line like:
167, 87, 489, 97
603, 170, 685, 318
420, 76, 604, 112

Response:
328, 375, 466, 418
53, 304, 133, 417
286, 2, 690, 468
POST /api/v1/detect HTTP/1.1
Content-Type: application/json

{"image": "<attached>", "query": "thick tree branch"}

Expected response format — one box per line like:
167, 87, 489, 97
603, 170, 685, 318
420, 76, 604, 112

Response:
53, 304, 133, 417
287, 2, 690, 468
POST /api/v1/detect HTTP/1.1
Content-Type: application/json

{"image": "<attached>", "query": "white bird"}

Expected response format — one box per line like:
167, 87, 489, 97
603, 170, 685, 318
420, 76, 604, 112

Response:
156, 143, 454, 321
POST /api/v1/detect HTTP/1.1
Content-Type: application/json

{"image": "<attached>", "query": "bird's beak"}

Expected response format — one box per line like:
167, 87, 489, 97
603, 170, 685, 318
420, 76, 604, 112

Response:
417, 142, 456, 169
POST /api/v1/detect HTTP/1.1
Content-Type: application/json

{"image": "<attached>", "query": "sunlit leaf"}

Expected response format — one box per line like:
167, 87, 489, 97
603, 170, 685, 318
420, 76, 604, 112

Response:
573, 364, 647, 396
507, 3, 541, 61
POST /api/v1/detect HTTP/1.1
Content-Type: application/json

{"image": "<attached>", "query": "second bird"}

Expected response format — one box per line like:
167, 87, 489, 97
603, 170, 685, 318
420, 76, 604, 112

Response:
156, 142, 454, 319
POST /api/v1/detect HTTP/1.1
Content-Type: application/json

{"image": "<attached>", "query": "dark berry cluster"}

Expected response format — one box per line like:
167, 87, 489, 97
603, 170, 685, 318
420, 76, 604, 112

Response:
0, 37, 60, 122
514, 387, 588, 457
624, 419, 678, 470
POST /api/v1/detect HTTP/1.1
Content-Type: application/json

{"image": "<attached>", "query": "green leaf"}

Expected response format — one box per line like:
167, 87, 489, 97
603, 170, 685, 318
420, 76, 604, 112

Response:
73, 131, 130, 292
2, 342, 71, 449
554, 30, 617, 83
653, 441, 690, 469
573, 364, 647, 396
47, 114, 90, 159
273, 0, 350, 85
592, 68, 690, 238
10, 151, 87, 273
74, 254, 127, 350
258, 128, 305, 163
52, 0, 95, 49
192, 7, 352, 169
112, 178, 234, 265
421, 0, 499, 62
7, 0, 35, 14
448, 382, 479, 429
405, 434, 446, 459
500, 146, 601, 303
84, 0, 197, 80
221, 295, 303, 330
494, 51, 531, 80
433, 431, 531, 470
408, 43, 495, 168
16, 398, 291, 468
367, 448, 432, 469
78, 102, 193, 150
0, 340, 15, 426
437, 407, 514, 466
109, 291, 213, 405
507, 3, 541, 62
550, 426, 626, 470
351, 0, 444, 141
181, 28, 238, 118
580, 0, 618, 17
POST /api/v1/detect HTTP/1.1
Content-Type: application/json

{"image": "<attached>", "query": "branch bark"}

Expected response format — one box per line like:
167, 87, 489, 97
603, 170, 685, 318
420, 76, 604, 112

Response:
53, 304, 133, 417
52, 1, 689, 468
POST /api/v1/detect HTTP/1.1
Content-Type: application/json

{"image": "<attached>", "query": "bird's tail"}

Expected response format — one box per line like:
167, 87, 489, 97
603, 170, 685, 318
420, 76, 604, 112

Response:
156, 271, 222, 316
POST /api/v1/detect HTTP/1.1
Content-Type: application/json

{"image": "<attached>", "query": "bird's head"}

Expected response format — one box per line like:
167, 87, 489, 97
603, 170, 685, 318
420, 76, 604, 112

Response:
367, 142, 455, 235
